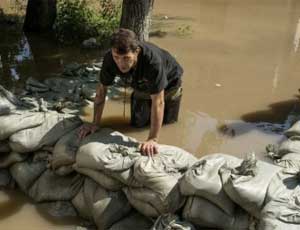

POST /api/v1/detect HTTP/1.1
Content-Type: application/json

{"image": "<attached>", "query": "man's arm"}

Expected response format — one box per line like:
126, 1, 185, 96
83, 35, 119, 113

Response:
140, 90, 165, 156
78, 83, 107, 140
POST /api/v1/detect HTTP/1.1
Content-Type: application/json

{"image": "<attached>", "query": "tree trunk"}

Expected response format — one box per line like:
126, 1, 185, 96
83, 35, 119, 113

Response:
23, 0, 57, 32
120, 0, 154, 41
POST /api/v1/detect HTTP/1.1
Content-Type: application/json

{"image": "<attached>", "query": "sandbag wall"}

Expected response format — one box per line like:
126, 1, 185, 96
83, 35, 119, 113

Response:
1, 83, 300, 230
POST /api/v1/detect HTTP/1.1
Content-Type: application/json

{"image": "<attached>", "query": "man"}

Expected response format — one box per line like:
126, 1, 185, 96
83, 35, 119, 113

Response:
78, 28, 183, 156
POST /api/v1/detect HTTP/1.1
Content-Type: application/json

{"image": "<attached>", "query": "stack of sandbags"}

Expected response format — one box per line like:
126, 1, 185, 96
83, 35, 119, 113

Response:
72, 178, 131, 230
259, 165, 300, 230
124, 145, 197, 217
9, 111, 82, 153
219, 153, 281, 218
180, 153, 249, 229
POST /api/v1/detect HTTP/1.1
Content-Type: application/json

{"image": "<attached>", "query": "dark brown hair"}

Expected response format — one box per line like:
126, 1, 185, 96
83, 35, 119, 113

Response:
110, 28, 139, 54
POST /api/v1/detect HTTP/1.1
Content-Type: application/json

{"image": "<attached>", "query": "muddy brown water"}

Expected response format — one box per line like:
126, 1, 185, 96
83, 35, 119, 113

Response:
1, 0, 300, 229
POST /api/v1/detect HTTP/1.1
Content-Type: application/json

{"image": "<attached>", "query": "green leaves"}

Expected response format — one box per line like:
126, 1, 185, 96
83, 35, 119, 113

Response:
53, 0, 121, 44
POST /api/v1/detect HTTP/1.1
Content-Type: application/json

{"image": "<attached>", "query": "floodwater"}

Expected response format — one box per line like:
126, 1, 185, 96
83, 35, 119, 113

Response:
1, 0, 300, 229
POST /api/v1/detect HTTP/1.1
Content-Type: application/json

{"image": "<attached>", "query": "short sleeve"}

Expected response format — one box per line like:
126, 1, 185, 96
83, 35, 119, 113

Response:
99, 52, 116, 86
147, 58, 168, 95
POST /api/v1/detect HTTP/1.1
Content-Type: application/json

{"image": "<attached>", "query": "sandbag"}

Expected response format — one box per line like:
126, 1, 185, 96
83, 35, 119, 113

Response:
275, 153, 300, 169
9, 151, 48, 193
76, 142, 142, 187
259, 199, 300, 230
277, 138, 300, 156
9, 112, 82, 153
151, 214, 196, 230
0, 152, 28, 168
28, 169, 84, 202
182, 196, 249, 229
219, 153, 281, 217
180, 153, 241, 215
0, 112, 45, 141
109, 211, 153, 230
37, 201, 78, 218
0, 140, 11, 153
71, 187, 93, 221
123, 187, 160, 217
83, 178, 131, 230
284, 120, 300, 138
51, 127, 80, 171
74, 165, 123, 191
131, 145, 197, 215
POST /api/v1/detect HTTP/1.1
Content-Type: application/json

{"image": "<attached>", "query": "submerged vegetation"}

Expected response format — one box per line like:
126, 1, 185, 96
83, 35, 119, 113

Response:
54, 0, 121, 44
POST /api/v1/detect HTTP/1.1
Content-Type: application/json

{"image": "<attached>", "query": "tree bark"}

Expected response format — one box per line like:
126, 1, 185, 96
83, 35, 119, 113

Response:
120, 0, 154, 41
23, 0, 57, 32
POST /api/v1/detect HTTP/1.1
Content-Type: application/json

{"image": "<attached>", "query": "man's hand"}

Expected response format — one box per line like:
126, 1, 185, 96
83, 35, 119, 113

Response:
140, 139, 158, 157
78, 123, 99, 141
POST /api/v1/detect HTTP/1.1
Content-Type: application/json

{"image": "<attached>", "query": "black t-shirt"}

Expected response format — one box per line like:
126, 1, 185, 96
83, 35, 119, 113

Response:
99, 42, 183, 94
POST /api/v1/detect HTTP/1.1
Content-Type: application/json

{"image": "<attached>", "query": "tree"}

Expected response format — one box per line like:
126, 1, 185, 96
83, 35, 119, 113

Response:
120, 0, 154, 41
23, 0, 57, 32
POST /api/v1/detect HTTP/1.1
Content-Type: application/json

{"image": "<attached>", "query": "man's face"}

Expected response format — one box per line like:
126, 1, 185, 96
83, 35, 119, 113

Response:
112, 48, 139, 73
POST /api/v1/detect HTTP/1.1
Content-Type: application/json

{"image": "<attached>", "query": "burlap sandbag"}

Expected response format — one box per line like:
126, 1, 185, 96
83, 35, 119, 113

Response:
151, 214, 196, 230
9, 151, 48, 193
9, 112, 82, 153
109, 211, 153, 230
180, 153, 241, 215
28, 169, 84, 202
182, 196, 249, 229
76, 142, 142, 187
219, 154, 281, 218
0, 112, 45, 141
83, 178, 131, 230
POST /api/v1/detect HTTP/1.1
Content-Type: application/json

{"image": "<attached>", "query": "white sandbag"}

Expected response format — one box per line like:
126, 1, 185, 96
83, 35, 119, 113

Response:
51, 127, 80, 171
9, 112, 82, 153
76, 142, 142, 187
28, 169, 84, 202
219, 153, 281, 218
109, 211, 153, 230
132, 145, 197, 215
151, 214, 196, 230
277, 138, 300, 156
74, 164, 123, 191
0, 112, 45, 141
0, 152, 27, 168
9, 151, 48, 193
180, 153, 241, 215
0, 140, 11, 153
259, 199, 300, 230
284, 120, 300, 138
83, 178, 131, 230
182, 196, 249, 229
275, 153, 300, 168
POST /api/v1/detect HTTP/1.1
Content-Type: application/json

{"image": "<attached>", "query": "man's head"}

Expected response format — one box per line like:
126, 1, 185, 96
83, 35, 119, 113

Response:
110, 28, 140, 73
